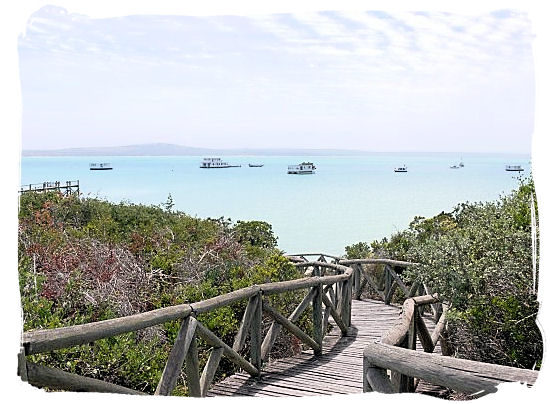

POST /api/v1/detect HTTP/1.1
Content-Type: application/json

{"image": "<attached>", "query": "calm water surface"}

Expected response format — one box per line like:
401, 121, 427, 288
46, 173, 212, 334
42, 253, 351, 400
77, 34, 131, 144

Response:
20, 154, 530, 255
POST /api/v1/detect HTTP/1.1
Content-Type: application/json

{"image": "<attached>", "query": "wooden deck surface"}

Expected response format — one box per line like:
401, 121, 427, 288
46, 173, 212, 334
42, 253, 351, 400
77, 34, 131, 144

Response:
208, 299, 445, 397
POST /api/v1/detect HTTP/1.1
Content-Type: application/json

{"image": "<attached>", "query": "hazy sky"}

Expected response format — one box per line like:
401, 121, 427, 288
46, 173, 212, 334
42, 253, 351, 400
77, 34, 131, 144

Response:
18, 6, 534, 153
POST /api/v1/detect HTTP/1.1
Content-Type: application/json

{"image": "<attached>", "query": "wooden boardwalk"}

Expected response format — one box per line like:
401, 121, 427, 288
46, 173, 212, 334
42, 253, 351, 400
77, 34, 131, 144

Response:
209, 299, 442, 397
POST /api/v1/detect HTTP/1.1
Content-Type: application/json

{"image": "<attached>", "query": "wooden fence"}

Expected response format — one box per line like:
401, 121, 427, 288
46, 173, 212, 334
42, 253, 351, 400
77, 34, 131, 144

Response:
19, 180, 80, 196
24, 252, 516, 397
363, 294, 538, 396
289, 253, 423, 304
22, 253, 392, 396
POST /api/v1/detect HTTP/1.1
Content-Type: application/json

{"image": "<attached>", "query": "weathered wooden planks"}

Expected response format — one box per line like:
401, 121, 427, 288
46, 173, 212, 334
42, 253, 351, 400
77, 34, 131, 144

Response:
209, 299, 405, 397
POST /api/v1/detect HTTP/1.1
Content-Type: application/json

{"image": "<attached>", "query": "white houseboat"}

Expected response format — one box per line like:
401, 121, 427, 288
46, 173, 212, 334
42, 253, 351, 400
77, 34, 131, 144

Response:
89, 163, 113, 170
200, 158, 241, 168
287, 162, 316, 174
505, 165, 524, 172
394, 165, 407, 173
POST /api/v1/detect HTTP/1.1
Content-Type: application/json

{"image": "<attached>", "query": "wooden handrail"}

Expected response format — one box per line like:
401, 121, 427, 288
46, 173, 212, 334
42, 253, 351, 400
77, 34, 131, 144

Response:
286, 253, 343, 261
22, 303, 193, 355
22, 270, 352, 354
364, 294, 444, 394
363, 342, 538, 396
363, 293, 539, 396
19, 253, 428, 397
339, 258, 415, 267
20, 254, 361, 397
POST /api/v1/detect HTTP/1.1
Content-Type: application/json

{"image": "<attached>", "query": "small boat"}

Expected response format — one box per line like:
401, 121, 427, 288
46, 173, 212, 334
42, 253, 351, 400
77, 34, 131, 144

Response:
288, 162, 316, 174
450, 165, 460, 169
200, 158, 241, 168
459, 161, 464, 168
248, 164, 264, 168
394, 165, 407, 173
505, 165, 524, 172
89, 163, 113, 170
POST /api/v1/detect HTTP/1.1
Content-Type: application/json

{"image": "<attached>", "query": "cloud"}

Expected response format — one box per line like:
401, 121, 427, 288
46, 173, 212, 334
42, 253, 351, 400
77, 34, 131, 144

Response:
18, 6, 534, 152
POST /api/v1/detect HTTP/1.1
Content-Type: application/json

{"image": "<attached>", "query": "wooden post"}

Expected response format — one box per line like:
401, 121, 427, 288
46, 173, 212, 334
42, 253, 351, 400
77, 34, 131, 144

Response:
363, 355, 373, 392
353, 264, 361, 299
185, 335, 201, 397
416, 314, 435, 353
431, 304, 449, 350
339, 279, 351, 327
155, 316, 197, 395
404, 306, 418, 392
200, 347, 224, 396
416, 284, 426, 314
328, 284, 336, 307
364, 353, 395, 394
249, 293, 262, 372
387, 282, 398, 304
408, 281, 419, 297
232, 295, 258, 352
312, 284, 323, 356
408, 306, 417, 350
384, 265, 392, 304
348, 279, 353, 326
335, 279, 342, 311
17, 348, 28, 382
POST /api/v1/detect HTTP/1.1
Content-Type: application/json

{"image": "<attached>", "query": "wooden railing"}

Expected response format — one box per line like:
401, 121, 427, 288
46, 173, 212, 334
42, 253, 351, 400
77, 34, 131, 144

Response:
20, 180, 80, 195
19, 254, 361, 396
21, 252, 462, 397
363, 343, 538, 397
289, 253, 427, 305
362, 294, 539, 396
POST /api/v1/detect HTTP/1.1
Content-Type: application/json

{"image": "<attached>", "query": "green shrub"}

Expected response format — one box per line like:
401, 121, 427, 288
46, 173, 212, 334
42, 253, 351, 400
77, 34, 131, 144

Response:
18, 192, 307, 394
345, 177, 542, 369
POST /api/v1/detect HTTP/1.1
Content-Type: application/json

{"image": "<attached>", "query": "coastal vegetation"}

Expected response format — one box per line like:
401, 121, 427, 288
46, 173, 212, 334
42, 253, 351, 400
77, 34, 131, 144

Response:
18, 192, 306, 394
18, 176, 541, 395
345, 177, 541, 369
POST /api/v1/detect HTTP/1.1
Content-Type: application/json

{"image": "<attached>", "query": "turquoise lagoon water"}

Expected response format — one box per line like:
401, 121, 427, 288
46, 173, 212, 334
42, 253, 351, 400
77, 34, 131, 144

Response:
20, 154, 530, 255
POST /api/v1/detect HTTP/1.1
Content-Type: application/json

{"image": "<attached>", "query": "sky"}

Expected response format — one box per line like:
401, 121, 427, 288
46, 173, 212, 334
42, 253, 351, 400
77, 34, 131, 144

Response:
17, 5, 535, 153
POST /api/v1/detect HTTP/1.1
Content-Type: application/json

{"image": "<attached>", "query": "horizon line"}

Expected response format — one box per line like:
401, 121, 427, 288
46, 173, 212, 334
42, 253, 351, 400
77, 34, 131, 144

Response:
21, 142, 531, 156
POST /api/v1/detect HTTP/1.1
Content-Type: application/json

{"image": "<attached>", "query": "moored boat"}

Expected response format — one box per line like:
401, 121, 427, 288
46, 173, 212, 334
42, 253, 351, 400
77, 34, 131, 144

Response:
200, 158, 241, 168
505, 165, 524, 172
394, 165, 407, 173
89, 163, 113, 170
248, 164, 264, 167
288, 162, 316, 174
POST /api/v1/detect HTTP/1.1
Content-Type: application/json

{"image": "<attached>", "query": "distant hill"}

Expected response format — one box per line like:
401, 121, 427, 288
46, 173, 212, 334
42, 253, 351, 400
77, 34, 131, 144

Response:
22, 143, 372, 157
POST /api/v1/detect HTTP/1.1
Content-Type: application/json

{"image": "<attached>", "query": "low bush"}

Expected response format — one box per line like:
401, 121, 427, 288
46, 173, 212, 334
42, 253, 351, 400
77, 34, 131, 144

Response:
344, 177, 542, 369
18, 192, 305, 394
